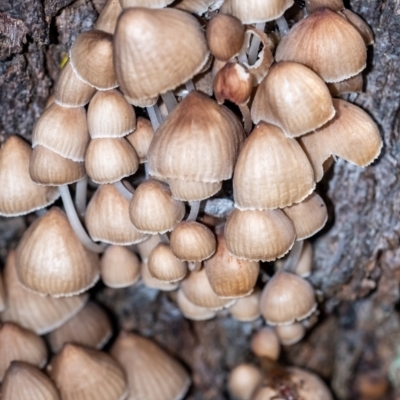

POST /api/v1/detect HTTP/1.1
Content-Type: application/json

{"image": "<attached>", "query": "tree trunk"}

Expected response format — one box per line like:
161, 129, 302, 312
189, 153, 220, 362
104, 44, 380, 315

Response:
1, 0, 399, 399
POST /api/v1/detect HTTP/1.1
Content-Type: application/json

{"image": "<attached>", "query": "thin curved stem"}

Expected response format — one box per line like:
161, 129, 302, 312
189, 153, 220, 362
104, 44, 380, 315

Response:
75, 176, 88, 218
144, 162, 150, 179
276, 15, 289, 36
59, 185, 105, 253
239, 104, 253, 135
160, 91, 178, 113
187, 201, 201, 221
282, 240, 304, 273
248, 22, 266, 65
185, 79, 195, 93
114, 180, 133, 201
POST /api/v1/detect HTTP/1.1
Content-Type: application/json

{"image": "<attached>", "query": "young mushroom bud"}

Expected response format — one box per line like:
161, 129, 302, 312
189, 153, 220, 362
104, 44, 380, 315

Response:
228, 363, 263, 400
176, 288, 216, 321
140, 262, 179, 292
125, 117, 155, 163
275, 322, 306, 345
250, 328, 280, 361
229, 289, 261, 322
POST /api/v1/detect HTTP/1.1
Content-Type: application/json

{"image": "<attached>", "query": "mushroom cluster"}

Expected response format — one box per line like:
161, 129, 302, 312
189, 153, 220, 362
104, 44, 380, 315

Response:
0, 0, 382, 398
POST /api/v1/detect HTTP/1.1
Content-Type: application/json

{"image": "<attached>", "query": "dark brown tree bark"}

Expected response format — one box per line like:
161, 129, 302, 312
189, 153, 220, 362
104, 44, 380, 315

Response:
1, 1, 400, 399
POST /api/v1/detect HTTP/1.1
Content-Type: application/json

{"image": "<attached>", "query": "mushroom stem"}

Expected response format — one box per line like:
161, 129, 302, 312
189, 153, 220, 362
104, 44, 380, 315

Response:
59, 185, 105, 253
248, 22, 266, 64
188, 261, 202, 272
75, 176, 88, 218
187, 201, 201, 221
275, 15, 289, 36
239, 104, 253, 135
144, 162, 150, 179
185, 79, 196, 93
146, 105, 161, 131
160, 232, 170, 244
114, 180, 133, 201
282, 240, 304, 273
160, 91, 178, 113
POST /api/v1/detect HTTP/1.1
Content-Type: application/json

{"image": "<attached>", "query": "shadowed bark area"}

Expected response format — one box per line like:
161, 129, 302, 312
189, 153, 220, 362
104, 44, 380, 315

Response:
0, 0, 400, 399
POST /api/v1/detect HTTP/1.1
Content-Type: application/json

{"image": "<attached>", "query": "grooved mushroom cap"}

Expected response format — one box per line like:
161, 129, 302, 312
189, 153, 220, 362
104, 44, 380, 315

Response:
275, 323, 305, 345
126, 117, 154, 163
305, 0, 343, 13
251, 62, 335, 138
70, 30, 117, 90
141, 262, 179, 291
47, 344, 128, 400
148, 243, 187, 283
275, 8, 367, 83
174, 0, 224, 15
168, 179, 222, 202
225, 208, 296, 262
15, 207, 100, 297
148, 91, 244, 200
47, 302, 112, 353
94, 0, 122, 34
85, 184, 148, 245
170, 221, 216, 262
54, 61, 97, 108
327, 73, 363, 97
136, 234, 162, 263
30, 145, 86, 186
229, 289, 261, 322
342, 9, 374, 46
2, 361, 60, 400
220, 0, 295, 23
176, 289, 216, 321
1, 250, 88, 335
283, 192, 328, 240
119, 0, 174, 8
299, 99, 383, 182
233, 123, 315, 210
228, 364, 263, 400
129, 179, 185, 234
0, 323, 48, 382
260, 271, 317, 325
0, 136, 59, 217
100, 245, 141, 288
204, 234, 259, 299
114, 8, 209, 105
110, 332, 190, 400
32, 103, 89, 161
250, 328, 280, 361
87, 90, 136, 138
85, 138, 139, 184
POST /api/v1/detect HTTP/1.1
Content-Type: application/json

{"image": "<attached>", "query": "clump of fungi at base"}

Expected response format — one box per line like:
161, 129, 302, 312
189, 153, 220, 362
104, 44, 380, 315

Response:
0, 0, 382, 398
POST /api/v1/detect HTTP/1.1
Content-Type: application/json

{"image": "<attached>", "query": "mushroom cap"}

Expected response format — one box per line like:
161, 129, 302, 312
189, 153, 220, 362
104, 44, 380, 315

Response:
251, 62, 335, 138
327, 72, 363, 97
250, 327, 280, 361
168, 179, 223, 202
119, 0, 174, 9
233, 123, 315, 210
114, 8, 209, 104
0, 136, 59, 217
136, 234, 162, 263
70, 30, 117, 90
174, 0, 223, 15
275, 8, 367, 83
260, 271, 317, 325
342, 9, 374, 46
229, 289, 261, 322
94, 0, 122, 34
48, 344, 128, 400
140, 262, 179, 292
125, 117, 154, 163
220, 0, 295, 23
305, 0, 344, 13
16, 207, 100, 297
1, 250, 88, 335
176, 289, 216, 321
228, 364, 263, 400
275, 323, 305, 346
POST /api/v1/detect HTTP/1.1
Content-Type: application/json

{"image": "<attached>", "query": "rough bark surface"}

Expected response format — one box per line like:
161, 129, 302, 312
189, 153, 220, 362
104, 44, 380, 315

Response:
0, 0, 400, 399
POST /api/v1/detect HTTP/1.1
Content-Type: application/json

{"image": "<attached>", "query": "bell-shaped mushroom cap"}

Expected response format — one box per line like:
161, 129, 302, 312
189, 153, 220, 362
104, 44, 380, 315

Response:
85, 184, 148, 245
206, 14, 244, 61
295, 241, 313, 278
148, 91, 244, 196
87, 90, 136, 139
220, 0, 294, 23
120, 0, 174, 9
47, 302, 112, 353
94, 0, 122, 34
225, 208, 295, 262
54, 62, 96, 108
174, 0, 223, 15
275, 8, 367, 83
110, 332, 190, 400
327, 73, 363, 97
32, 103, 89, 161
0, 136, 59, 216
140, 262, 179, 291
260, 271, 317, 325
2, 361, 60, 400
251, 62, 335, 138
229, 289, 261, 322
136, 234, 161, 263
30, 145, 86, 186
148, 243, 187, 283
168, 179, 222, 202
299, 99, 383, 182
170, 221, 216, 262
305, 0, 343, 13
15, 207, 100, 297
129, 180, 185, 234
288, 367, 333, 400
69, 30, 117, 90
342, 9, 374, 46
100, 245, 141, 288
48, 344, 128, 400
176, 289, 216, 321
85, 138, 139, 184
126, 117, 154, 163
275, 323, 305, 346
0, 322, 48, 382
228, 364, 263, 400
283, 192, 328, 240
204, 234, 259, 298
1, 250, 88, 335
114, 8, 209, 105
250, 328, 280, 361
233, 123, 315, 210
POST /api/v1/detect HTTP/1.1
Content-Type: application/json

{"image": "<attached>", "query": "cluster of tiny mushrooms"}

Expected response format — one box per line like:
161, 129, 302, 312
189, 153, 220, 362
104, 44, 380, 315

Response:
0, 0, 382, 398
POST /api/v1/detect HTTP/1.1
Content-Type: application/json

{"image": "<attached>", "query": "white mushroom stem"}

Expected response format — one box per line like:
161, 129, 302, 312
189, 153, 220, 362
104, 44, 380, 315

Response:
276, 15, 289, 36
282, 240, 304, 273
160, 91, 178, 113
146, 105, 161, 131
238, 32, 251, 64
160, 232, 170, 244
75, 175, 88, 218
114, 180, 133, 201
239, 104, 253, 135
188, 261, 202, 272
187, 200, 201, 221
59, 185, 105, 253
185, 79, 196, 92
144, 162, 150, 179
248, 22, 266, 65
